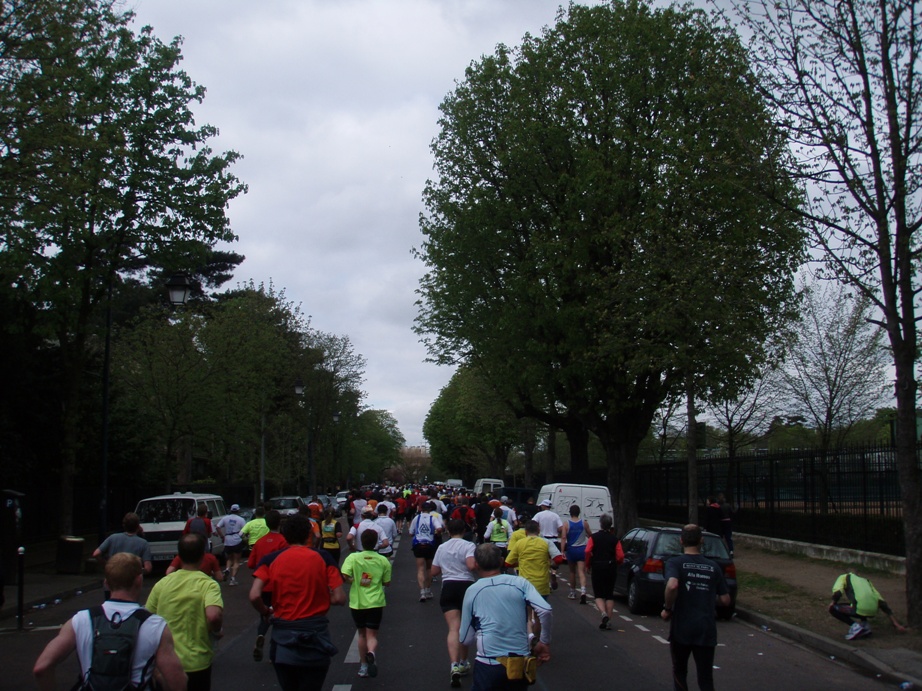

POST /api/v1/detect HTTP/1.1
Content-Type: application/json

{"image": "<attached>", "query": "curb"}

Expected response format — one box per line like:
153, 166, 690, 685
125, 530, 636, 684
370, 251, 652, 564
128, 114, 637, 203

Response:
735, 606, 922, 688
0, 579, 102, 628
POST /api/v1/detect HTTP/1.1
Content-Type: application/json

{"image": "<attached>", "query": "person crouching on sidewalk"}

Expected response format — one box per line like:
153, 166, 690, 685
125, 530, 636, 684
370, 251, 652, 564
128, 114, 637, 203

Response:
828, 571, 907, 640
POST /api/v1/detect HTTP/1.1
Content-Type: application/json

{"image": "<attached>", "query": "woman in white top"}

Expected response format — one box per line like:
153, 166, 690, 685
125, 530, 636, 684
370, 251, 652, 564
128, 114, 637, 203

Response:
431, 519, 477, 687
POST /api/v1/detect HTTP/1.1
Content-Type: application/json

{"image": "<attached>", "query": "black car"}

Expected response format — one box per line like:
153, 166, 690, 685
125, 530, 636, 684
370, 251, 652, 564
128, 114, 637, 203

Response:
613, 526, 737, 617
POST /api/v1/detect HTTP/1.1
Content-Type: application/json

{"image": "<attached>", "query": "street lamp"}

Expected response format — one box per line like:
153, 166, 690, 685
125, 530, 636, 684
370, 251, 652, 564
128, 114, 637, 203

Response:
166, 273, 193, 306
294, 377, 316, 498
99, 274, 191, 544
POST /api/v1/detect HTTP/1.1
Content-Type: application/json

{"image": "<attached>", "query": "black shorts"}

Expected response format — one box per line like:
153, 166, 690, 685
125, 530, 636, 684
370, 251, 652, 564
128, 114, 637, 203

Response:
412, 542, 437, 560
440, 580, 474, 612
350, 607, 384, 630
224, 542, 244, 555
591, 565, 616, 600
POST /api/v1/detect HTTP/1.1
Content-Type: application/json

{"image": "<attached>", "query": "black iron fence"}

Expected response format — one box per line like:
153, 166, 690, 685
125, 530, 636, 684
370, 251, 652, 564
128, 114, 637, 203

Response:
636, 444, 909, 556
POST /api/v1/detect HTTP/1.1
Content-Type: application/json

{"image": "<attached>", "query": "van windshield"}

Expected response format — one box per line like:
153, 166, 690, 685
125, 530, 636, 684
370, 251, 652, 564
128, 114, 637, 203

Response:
136, 498, 195, 523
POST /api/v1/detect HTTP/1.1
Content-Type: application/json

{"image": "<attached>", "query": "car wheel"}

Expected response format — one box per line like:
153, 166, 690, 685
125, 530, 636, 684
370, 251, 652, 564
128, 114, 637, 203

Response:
627, 578, 644, 614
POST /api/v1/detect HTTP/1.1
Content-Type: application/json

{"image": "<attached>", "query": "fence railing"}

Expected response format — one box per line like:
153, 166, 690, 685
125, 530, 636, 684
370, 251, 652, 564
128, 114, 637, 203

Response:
636, 444, 910, 556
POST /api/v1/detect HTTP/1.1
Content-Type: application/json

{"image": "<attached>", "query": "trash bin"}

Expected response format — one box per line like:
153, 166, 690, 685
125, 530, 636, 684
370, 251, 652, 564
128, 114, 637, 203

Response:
56, 536, 85, 574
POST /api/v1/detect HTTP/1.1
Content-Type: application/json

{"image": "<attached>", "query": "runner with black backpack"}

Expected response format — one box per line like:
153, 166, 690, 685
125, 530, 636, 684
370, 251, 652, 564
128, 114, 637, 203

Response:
33, 552, 187, 690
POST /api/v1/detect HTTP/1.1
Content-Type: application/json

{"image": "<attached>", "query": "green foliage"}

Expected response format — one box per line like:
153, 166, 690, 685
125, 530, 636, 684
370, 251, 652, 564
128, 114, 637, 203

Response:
416, 0, 804, 529
424, 366, 520, 478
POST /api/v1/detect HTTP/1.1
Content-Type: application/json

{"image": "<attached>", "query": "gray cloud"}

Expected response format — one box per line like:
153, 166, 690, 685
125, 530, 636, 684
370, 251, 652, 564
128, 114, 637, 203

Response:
130, 0, 612, 445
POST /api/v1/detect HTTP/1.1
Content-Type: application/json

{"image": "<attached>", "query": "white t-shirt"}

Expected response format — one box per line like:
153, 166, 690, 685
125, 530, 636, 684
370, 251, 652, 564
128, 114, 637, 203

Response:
349, 518, 388, 551
216, 514, 247, 546
433, 537, 477, 582
534, 509, 563, 540
73, 601, 167, 686
410, 512, 445, 543
375, 516, 399, 553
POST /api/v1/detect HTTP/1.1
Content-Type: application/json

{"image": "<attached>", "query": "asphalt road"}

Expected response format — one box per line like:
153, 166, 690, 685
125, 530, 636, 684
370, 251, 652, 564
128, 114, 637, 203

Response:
1, 526, 892, 690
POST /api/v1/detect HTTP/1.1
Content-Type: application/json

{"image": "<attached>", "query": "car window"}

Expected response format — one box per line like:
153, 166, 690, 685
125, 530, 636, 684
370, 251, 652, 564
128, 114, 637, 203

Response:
701, 535, 730, 559
137, 498, 195, 523
622, 530, 641, 553
271, 498, 300, 510
205, 499, 219, 519
656, 533, 683, 556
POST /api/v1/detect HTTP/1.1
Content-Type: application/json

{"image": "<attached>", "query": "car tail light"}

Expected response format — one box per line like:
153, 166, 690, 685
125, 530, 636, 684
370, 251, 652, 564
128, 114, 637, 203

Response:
723, 563, 736, 579
642, 558, 664, 574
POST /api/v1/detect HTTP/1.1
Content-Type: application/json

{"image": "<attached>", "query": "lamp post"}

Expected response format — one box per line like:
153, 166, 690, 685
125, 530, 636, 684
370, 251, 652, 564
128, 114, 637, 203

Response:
99, 273, 190, 544
294, 377, 316, 498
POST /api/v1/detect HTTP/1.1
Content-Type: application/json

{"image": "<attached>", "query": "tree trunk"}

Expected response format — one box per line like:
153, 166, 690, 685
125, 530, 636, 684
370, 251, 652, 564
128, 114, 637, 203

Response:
545, 425, 556, 484
894, 354, 922, 627
604, 437, 640, 537
563, 420, 590, 482
686, 378, 698, 526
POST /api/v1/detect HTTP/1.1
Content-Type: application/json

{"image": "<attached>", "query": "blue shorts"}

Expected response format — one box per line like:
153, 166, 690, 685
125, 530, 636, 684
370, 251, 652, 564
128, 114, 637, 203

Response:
566, 545, 586, 563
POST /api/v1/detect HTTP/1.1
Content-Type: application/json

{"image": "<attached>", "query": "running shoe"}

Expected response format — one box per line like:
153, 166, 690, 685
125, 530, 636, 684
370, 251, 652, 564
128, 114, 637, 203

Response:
228, 576, 238, 586
600, 615, 610, 630
568, 590, 576, 600
366, 651, 378, 678
420, 590, 427, 603
845, 622, 863, 640
580, 593, 587, 605
450, 664, 462, 688
358, 664, 369, 677
253, 634, 264, 662
222, 567, 229, 582
426, 588, 434, 600
459, 660, 471, 676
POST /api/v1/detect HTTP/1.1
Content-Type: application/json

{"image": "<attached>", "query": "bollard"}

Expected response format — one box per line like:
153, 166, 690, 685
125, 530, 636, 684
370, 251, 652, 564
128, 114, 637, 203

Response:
16, 546, 24, 631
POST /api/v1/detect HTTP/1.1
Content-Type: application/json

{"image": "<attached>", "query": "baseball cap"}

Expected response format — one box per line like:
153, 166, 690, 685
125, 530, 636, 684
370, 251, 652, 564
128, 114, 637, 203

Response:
231, 503, 240, 512
501, 496, 509, 502
362, 506, 375, 517
539, 498, 552, 507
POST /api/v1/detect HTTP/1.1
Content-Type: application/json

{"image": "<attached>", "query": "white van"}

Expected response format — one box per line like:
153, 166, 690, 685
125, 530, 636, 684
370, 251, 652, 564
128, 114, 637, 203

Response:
135, 492, 227, 563
473, 478, 504, 496
536, 483, 613, 533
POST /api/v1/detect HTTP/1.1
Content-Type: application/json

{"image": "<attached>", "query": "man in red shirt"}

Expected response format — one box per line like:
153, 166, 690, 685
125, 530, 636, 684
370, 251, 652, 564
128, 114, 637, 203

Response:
249, 514, 346, 691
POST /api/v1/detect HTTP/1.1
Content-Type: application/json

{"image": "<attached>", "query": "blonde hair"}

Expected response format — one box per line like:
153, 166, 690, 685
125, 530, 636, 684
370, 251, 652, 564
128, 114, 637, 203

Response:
105, 552, 143, 591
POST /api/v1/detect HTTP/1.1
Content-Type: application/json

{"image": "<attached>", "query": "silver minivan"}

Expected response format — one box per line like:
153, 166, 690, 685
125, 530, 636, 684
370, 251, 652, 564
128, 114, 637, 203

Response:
135, 492, 227, 563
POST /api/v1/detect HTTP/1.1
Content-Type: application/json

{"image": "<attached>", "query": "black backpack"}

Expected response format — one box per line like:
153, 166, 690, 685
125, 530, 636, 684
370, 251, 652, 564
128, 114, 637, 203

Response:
73, 606, 155, 691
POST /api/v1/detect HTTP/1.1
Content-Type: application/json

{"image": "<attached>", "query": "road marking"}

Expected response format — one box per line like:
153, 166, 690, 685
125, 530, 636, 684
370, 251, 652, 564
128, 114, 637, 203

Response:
635, 625, 650, 632
653, 635, 669, 644
619, 615, 633, 622
344, 630, 361, 663
331, 686, 352, 690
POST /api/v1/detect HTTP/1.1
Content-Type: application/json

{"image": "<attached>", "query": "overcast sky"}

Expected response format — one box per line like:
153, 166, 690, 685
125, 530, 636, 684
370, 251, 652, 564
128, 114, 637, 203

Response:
124, 0, 629, 447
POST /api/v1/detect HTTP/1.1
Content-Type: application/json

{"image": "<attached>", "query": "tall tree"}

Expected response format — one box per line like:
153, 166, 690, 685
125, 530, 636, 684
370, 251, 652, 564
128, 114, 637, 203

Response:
416, 0, 803, 533
728, 0, 922, 624
781, 277, 889, 450
0, 1, 246, 533
423, 366, 520, 480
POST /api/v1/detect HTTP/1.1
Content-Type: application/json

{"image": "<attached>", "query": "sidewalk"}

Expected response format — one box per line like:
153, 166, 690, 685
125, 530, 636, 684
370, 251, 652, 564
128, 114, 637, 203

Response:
3, 534, 922, 688
731, 533, 922, 688
0, 537, 102, 627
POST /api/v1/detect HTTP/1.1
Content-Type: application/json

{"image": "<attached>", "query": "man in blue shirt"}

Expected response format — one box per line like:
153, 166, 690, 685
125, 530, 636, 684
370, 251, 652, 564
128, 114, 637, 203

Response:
459, 544, 552, 690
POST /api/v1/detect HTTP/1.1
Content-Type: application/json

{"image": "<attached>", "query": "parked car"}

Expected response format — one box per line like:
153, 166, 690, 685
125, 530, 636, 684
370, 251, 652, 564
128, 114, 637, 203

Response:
268, 495, 305, 517
335, 491, 349, 512
613, 526, 737, 617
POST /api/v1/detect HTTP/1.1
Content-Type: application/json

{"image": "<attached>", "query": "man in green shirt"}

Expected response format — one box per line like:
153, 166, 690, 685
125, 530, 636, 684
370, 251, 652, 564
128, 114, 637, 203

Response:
341, 529, 392, 678
147, 534, 224, 690
241, 506, 270, 551
828, 571, 906, 640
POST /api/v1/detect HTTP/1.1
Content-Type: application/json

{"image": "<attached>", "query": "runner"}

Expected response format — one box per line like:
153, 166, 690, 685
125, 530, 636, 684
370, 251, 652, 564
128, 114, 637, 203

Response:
565, 505, 591, 604
409, 500, 444, 602
431, 519, 477, 687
